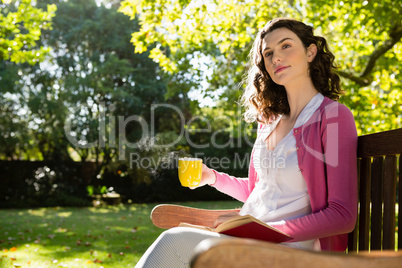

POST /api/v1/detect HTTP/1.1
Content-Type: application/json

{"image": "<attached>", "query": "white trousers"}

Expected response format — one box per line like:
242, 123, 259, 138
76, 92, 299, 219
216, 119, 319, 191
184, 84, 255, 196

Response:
135, 227, 228, 268
135, 226, 320, 268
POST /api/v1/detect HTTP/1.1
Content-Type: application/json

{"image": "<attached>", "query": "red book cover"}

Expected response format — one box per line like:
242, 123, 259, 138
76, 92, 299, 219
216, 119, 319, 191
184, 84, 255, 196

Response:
180, 214, 292, 243
218, 220, 292, 243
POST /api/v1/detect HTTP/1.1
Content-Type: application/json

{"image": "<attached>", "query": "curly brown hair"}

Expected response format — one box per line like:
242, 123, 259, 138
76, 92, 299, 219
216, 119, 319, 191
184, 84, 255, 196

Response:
242, 18, 341, 123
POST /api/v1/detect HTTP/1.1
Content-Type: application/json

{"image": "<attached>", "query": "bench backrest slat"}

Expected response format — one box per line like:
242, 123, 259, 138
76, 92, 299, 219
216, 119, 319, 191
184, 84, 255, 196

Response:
349, 128, 401, 252
370, 157, 383, 250
358, 157, 371, 251
399, 159, 402, 250
383, 155, 397, 250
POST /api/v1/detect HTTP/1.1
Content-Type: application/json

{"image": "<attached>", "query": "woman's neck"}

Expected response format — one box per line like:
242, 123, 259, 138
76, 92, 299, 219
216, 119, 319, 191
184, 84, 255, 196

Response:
285, 81, 319, 122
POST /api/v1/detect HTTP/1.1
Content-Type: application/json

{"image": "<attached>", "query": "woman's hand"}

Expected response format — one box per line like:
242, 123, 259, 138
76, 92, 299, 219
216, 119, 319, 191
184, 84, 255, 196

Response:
189, 164, 216, 189
213, 211, 240, 228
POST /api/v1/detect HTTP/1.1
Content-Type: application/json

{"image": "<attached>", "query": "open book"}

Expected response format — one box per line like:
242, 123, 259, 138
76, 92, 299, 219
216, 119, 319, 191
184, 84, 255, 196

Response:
179, 214, 292, 243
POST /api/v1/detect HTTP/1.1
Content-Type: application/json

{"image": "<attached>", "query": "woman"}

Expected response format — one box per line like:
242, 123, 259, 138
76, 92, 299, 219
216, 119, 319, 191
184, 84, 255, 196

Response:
135, 18, 358, 268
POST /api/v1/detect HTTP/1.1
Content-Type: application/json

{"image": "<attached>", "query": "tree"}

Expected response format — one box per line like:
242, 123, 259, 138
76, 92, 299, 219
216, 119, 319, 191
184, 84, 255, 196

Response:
21, 0, 171, 168
0, 0, 56, 160
0, 0, 56, 64
120, 0, 402, 135
0, 0, 176, 165
0, 62, 32, 159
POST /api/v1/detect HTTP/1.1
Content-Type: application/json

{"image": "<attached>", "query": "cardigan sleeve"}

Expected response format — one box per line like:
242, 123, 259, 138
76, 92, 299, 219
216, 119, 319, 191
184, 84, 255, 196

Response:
210, 170, 251, 203
269, 103, 358, 249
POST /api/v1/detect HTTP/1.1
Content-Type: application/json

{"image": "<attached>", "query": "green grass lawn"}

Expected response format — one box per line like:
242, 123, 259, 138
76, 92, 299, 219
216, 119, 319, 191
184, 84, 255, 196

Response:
0, 200, 242, 268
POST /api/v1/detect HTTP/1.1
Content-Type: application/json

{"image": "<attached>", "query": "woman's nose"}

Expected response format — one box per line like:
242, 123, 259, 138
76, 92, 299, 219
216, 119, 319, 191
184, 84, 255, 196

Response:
272, 51, 282, 64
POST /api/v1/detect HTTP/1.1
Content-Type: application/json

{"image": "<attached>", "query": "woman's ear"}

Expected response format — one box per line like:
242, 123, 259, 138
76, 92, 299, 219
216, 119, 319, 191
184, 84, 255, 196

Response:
307, 44, 318, 62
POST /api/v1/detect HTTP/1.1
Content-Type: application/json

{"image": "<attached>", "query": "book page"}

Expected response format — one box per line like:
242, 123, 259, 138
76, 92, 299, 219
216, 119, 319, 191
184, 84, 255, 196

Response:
178, 222, 214, 232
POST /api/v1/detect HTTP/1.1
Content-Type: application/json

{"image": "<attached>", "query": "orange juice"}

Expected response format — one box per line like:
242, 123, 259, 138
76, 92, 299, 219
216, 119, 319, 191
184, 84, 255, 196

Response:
178, 158, 203, 187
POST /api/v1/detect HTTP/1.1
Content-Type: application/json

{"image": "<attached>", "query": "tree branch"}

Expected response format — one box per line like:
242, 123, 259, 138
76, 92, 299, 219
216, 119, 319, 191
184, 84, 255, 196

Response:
335, 70, 371, 86
337, 23, 402, 87
361, 24, 402, 77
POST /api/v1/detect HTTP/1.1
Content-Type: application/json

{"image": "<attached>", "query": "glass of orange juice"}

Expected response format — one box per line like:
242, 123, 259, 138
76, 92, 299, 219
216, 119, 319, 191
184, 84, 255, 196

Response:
178, 157, 203, 187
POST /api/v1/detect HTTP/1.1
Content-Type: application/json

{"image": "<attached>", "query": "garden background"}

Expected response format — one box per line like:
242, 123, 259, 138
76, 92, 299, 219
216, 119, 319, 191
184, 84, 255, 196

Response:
0, 0, 401, 207
0, 0, 401, 267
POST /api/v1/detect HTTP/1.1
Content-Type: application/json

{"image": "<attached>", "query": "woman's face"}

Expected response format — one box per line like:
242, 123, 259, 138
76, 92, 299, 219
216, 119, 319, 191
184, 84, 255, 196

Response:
261, 27, 316, 87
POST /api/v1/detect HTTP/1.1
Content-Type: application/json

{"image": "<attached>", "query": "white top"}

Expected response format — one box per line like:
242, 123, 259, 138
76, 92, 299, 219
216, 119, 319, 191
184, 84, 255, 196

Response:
239, 93, 324, 250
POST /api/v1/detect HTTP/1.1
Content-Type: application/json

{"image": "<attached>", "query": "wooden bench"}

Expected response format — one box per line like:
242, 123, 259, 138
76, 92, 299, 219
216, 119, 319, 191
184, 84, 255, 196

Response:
350, 128, 401, 252
151, 128, 402, 267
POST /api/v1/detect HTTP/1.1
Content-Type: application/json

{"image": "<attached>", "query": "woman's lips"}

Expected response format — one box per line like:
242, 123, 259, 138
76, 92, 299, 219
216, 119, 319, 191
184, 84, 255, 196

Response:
274, 65, 289, 74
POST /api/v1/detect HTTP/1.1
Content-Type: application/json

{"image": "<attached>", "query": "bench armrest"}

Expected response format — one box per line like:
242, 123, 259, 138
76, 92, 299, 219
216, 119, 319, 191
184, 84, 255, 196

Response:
151, 204, 240, 229
191, 238, 402, 268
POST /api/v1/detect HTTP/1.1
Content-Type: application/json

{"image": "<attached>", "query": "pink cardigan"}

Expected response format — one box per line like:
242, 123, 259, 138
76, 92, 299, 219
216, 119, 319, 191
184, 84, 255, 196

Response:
212, 97, 358, 251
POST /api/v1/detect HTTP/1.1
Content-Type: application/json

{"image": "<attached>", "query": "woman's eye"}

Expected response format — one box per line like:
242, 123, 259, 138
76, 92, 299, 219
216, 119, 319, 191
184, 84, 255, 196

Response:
283, 44, 290, 49
265, 52, 272, 57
